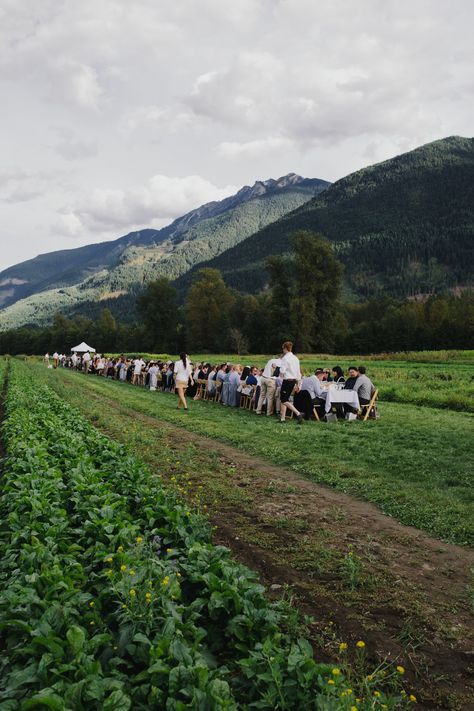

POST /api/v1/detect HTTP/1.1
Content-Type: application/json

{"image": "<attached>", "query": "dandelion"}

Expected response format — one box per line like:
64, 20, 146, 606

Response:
120, 565, 127, 572
339, 642, 348, 651
327, 679, 335, 685
332, 668, 341, 676
89, 621, 95, 626
145, 592, 152, 602
367, 675, 373, 681
373, 691, 381, 697
89, 601, 95, 608
351, 707, 357, 711
356, 640, 365, 648
117, 545, 124, 552
129, 570, 136, 575
129, 589, 136, 597
166, 548, 173, 554
396, 665, 405, 674
409, 695, 417, 703
106, 557, 113, 563
346, 689, 352, 694
136, 536, 143, 543
161, 576, 170, 586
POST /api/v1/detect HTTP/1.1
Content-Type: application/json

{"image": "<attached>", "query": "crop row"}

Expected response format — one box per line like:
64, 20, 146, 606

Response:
0, 362, 409, 709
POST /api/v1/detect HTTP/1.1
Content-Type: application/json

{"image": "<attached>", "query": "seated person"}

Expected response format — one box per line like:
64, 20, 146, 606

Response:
332, 365, 345, 383
344, 366, 375, 414
299, 368, 327, 416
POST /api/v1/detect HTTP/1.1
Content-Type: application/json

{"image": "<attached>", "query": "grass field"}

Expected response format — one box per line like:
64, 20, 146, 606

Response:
106, 351, 474, 412
32, 358, 474, 547
16, 357, 474, 708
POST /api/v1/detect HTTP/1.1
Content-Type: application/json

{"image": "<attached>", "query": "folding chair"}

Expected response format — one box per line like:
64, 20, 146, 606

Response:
359, 388, 379, 421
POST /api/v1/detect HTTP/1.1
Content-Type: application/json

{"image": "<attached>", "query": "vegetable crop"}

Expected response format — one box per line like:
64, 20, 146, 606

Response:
0, 362, 409, 709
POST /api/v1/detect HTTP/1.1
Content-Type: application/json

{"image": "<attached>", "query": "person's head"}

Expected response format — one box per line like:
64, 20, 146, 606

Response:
358, 365, 366, 375
282, 341, 293, 354
251, 366, 258, 375
332, 366, 344, 379
179, 351, 187, 367
348, 366, 359, 378
315, 368, 325, 380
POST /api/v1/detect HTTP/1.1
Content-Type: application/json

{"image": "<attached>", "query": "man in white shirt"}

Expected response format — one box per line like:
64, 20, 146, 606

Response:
256, 356, 281, 416
300, 369, 327, 413
279, 341, 303, 424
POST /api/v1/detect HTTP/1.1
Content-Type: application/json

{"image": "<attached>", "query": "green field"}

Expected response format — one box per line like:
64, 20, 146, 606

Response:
107, 351, 474, 413
32, 356, 474, 546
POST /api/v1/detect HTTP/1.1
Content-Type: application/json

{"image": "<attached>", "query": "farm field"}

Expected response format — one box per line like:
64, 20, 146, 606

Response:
114, 351, 474, 413
22, 355, 474, 709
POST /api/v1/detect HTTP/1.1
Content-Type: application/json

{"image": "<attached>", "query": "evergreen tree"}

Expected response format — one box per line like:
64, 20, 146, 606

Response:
137, 278, 180, 353
185, 269, 236, 351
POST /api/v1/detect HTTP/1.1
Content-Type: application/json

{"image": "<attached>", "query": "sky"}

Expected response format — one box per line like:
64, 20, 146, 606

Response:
0, 0, 473, 273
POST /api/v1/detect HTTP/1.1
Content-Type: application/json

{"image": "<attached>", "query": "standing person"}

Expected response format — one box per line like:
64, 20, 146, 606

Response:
52, 351, 59, 369
132, 356, 145, 385
148, 362, 159, 391
256, 356, 281, 416
174, 352, 193, 410
279, 341, 303, 424
82, 350, 91, 373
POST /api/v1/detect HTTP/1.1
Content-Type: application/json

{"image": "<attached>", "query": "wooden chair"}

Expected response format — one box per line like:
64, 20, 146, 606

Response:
212, 381, 222, 403
358, 389, 379, 421
196, 379, 208, 400
239, 385, 256, 410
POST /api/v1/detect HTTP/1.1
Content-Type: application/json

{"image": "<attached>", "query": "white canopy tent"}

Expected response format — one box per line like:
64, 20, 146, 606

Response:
71, 341, 96, 353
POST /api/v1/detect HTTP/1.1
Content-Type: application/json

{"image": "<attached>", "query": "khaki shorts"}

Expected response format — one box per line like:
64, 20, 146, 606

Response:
175, 379, 188, 388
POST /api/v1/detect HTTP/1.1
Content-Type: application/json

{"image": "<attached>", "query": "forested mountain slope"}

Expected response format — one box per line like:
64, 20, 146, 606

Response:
180, 136, 474, 299
0, 175, 327, 328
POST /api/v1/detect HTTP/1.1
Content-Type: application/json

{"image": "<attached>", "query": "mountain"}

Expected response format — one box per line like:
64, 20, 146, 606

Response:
0, 174, 328, 329
178, 136, 474, 300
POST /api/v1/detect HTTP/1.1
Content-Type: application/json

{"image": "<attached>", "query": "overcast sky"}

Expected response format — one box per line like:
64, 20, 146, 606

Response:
0, 0, 472, 272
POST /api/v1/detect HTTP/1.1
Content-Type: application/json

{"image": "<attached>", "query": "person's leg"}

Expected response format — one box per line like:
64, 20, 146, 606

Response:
256, 379, 268, 414
280, 381, 302, 422
176, 386, 187, 409
266, 381, 276, 415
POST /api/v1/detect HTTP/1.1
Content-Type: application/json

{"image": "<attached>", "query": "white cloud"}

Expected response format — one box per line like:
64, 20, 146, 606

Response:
59, 174, 237, 236
0, 0, 473, 272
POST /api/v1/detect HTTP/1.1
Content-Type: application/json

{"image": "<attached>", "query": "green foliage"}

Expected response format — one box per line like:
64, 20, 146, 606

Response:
193, 136, 474, 299
267, 232, 343, 352
0, 361, 410, 709
185, 269, 237, 351
136, 278, 181, 352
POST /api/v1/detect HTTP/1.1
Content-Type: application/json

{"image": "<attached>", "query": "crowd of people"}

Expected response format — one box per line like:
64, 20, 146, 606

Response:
44, 341, 377, 422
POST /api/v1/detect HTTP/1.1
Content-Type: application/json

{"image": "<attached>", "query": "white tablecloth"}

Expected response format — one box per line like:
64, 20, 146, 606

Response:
324, 387, 360, 413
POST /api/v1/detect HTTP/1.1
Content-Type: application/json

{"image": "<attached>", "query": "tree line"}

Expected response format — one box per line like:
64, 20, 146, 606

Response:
0, 232, 472, 356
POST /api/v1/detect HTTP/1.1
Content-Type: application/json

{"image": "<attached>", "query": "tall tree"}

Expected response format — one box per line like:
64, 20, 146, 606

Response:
185, 268, 236, 351
268, 231, 343, 352
137, 278, 179, 353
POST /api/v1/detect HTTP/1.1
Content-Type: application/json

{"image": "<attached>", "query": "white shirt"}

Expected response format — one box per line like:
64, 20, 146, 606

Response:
174, 358, 192, 381
279, 352, 301, 381
133, 359, 145, 374
262, 358, 281, 378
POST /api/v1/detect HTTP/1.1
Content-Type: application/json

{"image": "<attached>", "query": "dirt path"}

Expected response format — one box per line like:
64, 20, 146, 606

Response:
51, 378, 474, 709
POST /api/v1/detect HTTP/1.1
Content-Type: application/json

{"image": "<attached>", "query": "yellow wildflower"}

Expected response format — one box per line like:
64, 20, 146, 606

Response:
339, 642, 348, 651
332, 668, 341, 676
120, 565, 127, 572
106, 557, 113, 563
351, 707, 357, 711
89, 621, 95, 626
129, 570, 136, 575
396, 665, 405, 674
373, 691, 381, 697
136, 536, 143, 543
89, 601, 95, 608
145, 592, 152, 602
327, 679, 335, 685
161, 576, 170, 586
117, 545, 124, 552
166, 548, 173, 553
106, 569, 113, 576
177, 572, 181, 578
129, 588, 136, 597
409, 695, 417, 703
346, 689, 352, 694
367, 675, 373, 681
356, 640, 365, 648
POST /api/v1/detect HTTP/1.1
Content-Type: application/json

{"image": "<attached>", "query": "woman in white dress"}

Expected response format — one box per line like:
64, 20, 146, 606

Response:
174, 352, 193, 411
